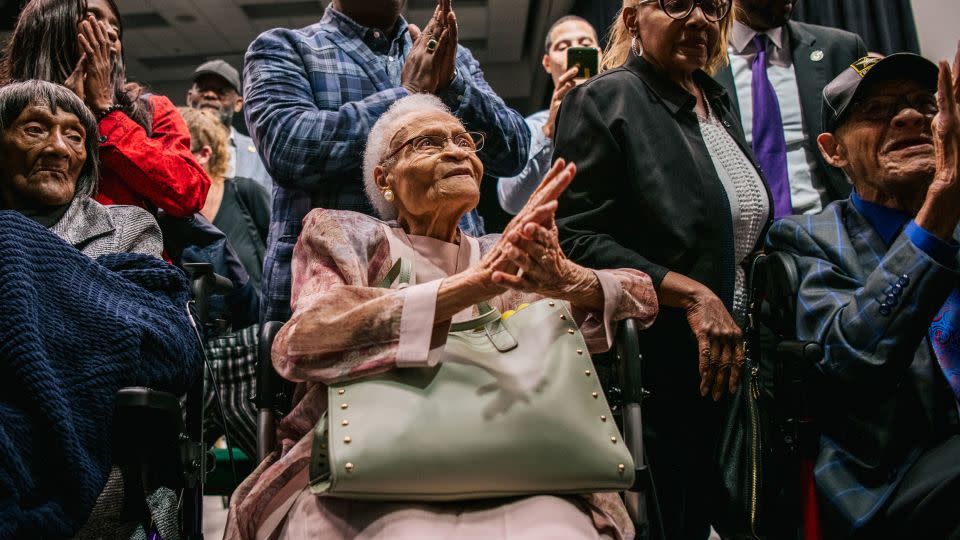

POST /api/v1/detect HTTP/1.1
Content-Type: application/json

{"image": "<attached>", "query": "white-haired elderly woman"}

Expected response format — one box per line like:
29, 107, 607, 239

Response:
226, 94, 659, 540
0, 79, 161, 258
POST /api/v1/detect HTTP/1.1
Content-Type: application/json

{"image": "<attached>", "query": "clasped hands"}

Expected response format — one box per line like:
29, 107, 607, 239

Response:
475, 159, 601, 306
402, 0, 459, 94
64, 16, 117, 112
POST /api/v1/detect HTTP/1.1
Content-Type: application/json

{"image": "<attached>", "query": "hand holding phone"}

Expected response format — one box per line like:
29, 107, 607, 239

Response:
566, 47, 599, 80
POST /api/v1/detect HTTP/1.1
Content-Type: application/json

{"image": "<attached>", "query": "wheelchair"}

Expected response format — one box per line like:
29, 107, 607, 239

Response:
100, 262, 233, 540
253, 317, 664, 540
749, 252, 825, 540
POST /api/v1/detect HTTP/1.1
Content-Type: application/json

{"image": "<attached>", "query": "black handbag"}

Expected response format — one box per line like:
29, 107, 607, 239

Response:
713, 259, 770, 539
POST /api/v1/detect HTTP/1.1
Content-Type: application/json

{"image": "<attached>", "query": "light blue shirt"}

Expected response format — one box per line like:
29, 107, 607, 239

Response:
729, 21, 827, 215
496, 110, 552, 215
228, 126, 273, 192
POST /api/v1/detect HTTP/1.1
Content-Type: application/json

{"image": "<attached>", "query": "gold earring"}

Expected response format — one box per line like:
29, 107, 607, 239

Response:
383, 189, 395, 202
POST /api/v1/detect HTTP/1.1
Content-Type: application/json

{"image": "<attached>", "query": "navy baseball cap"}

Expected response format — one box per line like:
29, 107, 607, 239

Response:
821, 53, 939, 132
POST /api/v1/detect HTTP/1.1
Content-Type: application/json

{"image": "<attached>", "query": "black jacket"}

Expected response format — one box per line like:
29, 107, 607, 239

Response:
714, 21, 868, 204
554, 53, 772, 391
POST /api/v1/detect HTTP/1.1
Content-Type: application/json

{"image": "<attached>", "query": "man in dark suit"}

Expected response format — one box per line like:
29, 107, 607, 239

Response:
766, 51, 960, 538
716, 0, 866, 216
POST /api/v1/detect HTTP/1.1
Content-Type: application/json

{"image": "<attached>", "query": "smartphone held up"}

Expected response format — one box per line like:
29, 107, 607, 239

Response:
567, 47, 599, 80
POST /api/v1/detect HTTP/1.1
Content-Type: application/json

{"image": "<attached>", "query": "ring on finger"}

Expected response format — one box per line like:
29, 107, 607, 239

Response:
426, 39, 439, 53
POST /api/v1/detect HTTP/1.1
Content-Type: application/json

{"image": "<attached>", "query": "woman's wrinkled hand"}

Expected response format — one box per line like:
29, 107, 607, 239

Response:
490, 221, 601, 309
63, 54, 87, 102
475, 158, 576, 286
77, 16, 115, 112
686, 288, 745, 401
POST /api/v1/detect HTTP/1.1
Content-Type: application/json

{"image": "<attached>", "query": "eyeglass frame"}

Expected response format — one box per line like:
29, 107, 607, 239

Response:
636, 0, 732, 23
380, 131, 486, 165
845, 90, 938, 124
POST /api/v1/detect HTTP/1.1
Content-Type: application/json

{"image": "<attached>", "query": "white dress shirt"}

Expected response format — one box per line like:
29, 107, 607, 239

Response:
729, 21, 827, 215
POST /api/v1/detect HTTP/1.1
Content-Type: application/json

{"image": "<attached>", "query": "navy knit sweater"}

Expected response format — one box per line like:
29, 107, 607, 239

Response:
0, 211, 201, 538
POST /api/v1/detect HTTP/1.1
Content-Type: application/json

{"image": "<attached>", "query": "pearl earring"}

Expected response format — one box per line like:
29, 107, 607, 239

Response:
383, 189, 395, 202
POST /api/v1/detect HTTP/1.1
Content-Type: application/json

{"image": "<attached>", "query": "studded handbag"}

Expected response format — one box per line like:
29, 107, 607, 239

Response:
307, 258, 635, 501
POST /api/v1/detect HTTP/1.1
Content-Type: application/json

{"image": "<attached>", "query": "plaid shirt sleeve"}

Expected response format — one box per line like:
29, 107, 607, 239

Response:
243, 29, 410, 191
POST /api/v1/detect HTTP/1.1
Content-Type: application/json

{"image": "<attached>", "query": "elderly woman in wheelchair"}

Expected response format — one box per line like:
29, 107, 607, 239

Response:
0, 80, 201, 538
225, 94, 660, 539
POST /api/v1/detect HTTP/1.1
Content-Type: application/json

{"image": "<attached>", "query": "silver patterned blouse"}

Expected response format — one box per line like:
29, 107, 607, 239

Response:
698, 103, 771, 325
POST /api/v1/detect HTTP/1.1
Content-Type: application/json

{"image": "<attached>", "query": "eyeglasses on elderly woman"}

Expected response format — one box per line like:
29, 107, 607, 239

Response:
381, 131, 486, 164
638, 0, 731, 22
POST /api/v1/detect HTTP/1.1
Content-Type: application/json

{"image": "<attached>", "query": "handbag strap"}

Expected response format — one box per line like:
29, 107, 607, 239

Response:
449, 302, 501, 332
376, 258, 413, 289
376, 257, 513, 347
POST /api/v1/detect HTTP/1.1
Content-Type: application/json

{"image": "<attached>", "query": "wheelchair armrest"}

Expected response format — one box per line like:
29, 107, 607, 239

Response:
254, 321, 291, 462
773, 341, 823, 457
113, 387, 202, 491
614, 318, 648, 483
183, 262, 233, 328
115, 387, 184, 419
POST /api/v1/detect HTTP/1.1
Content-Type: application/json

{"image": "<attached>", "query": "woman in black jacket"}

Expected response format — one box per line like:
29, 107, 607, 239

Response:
554, 1, 773, 538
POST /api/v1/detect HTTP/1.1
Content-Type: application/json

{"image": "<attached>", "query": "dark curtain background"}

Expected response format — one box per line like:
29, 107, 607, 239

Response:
565, 0, 921, 58
790, 0, 919, 55
570, 0, 622, 44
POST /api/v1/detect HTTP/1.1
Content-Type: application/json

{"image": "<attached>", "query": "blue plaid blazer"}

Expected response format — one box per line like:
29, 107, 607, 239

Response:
244, 6, 530, 323
766, 199, 960, 533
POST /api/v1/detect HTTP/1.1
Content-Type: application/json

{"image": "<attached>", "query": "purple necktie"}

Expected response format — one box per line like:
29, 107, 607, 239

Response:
751, 34, 793, 218
930, 289, 960, 404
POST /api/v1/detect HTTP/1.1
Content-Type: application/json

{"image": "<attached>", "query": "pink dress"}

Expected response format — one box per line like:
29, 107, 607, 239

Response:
225, 209, 659, 540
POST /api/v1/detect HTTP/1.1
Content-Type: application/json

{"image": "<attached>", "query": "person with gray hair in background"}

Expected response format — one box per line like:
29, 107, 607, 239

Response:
225, 93, 658, 540
186, 59, 273, 193
497, 15, 601, 215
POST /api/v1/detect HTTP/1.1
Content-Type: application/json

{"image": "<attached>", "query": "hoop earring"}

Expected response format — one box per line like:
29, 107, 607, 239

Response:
383, 189, 395, 202
631, 35, 643, 57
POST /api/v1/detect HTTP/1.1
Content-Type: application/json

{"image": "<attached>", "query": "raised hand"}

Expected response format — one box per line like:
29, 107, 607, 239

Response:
435, 0, 459, 92
918, 41, 960, 241
542, 67, 579, 140
77, 16, 115, 111
63, 54, 87, 102
476, 158, 576, 284
932, 42, 960, 187
401, 2, 451, 94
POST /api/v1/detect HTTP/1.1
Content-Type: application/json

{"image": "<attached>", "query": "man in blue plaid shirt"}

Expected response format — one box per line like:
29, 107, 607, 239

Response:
244, 0, 530, 323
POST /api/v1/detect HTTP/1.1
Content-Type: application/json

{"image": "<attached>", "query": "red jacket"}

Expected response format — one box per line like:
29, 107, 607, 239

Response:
94, 94, 209, 218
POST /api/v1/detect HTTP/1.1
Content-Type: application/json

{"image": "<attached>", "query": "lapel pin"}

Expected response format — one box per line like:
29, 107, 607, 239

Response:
810, 50, 824, 62
248, 145, 257, 153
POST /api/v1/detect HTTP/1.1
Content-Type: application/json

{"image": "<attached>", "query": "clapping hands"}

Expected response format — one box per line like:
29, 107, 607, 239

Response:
64, 16, 117, 112
402, 0, 459, 94
475, 159, 602, 309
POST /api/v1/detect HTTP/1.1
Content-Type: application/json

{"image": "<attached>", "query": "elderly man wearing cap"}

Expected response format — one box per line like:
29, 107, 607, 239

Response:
766, 46, 960, 538
187, 59, 273, 192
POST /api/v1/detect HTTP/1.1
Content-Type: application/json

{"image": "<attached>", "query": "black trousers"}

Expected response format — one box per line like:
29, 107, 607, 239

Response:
639, 341, 721, 540
859, 434, 960, 540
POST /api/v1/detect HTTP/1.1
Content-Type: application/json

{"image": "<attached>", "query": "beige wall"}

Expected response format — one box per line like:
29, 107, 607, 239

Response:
912, 0, 960, 62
